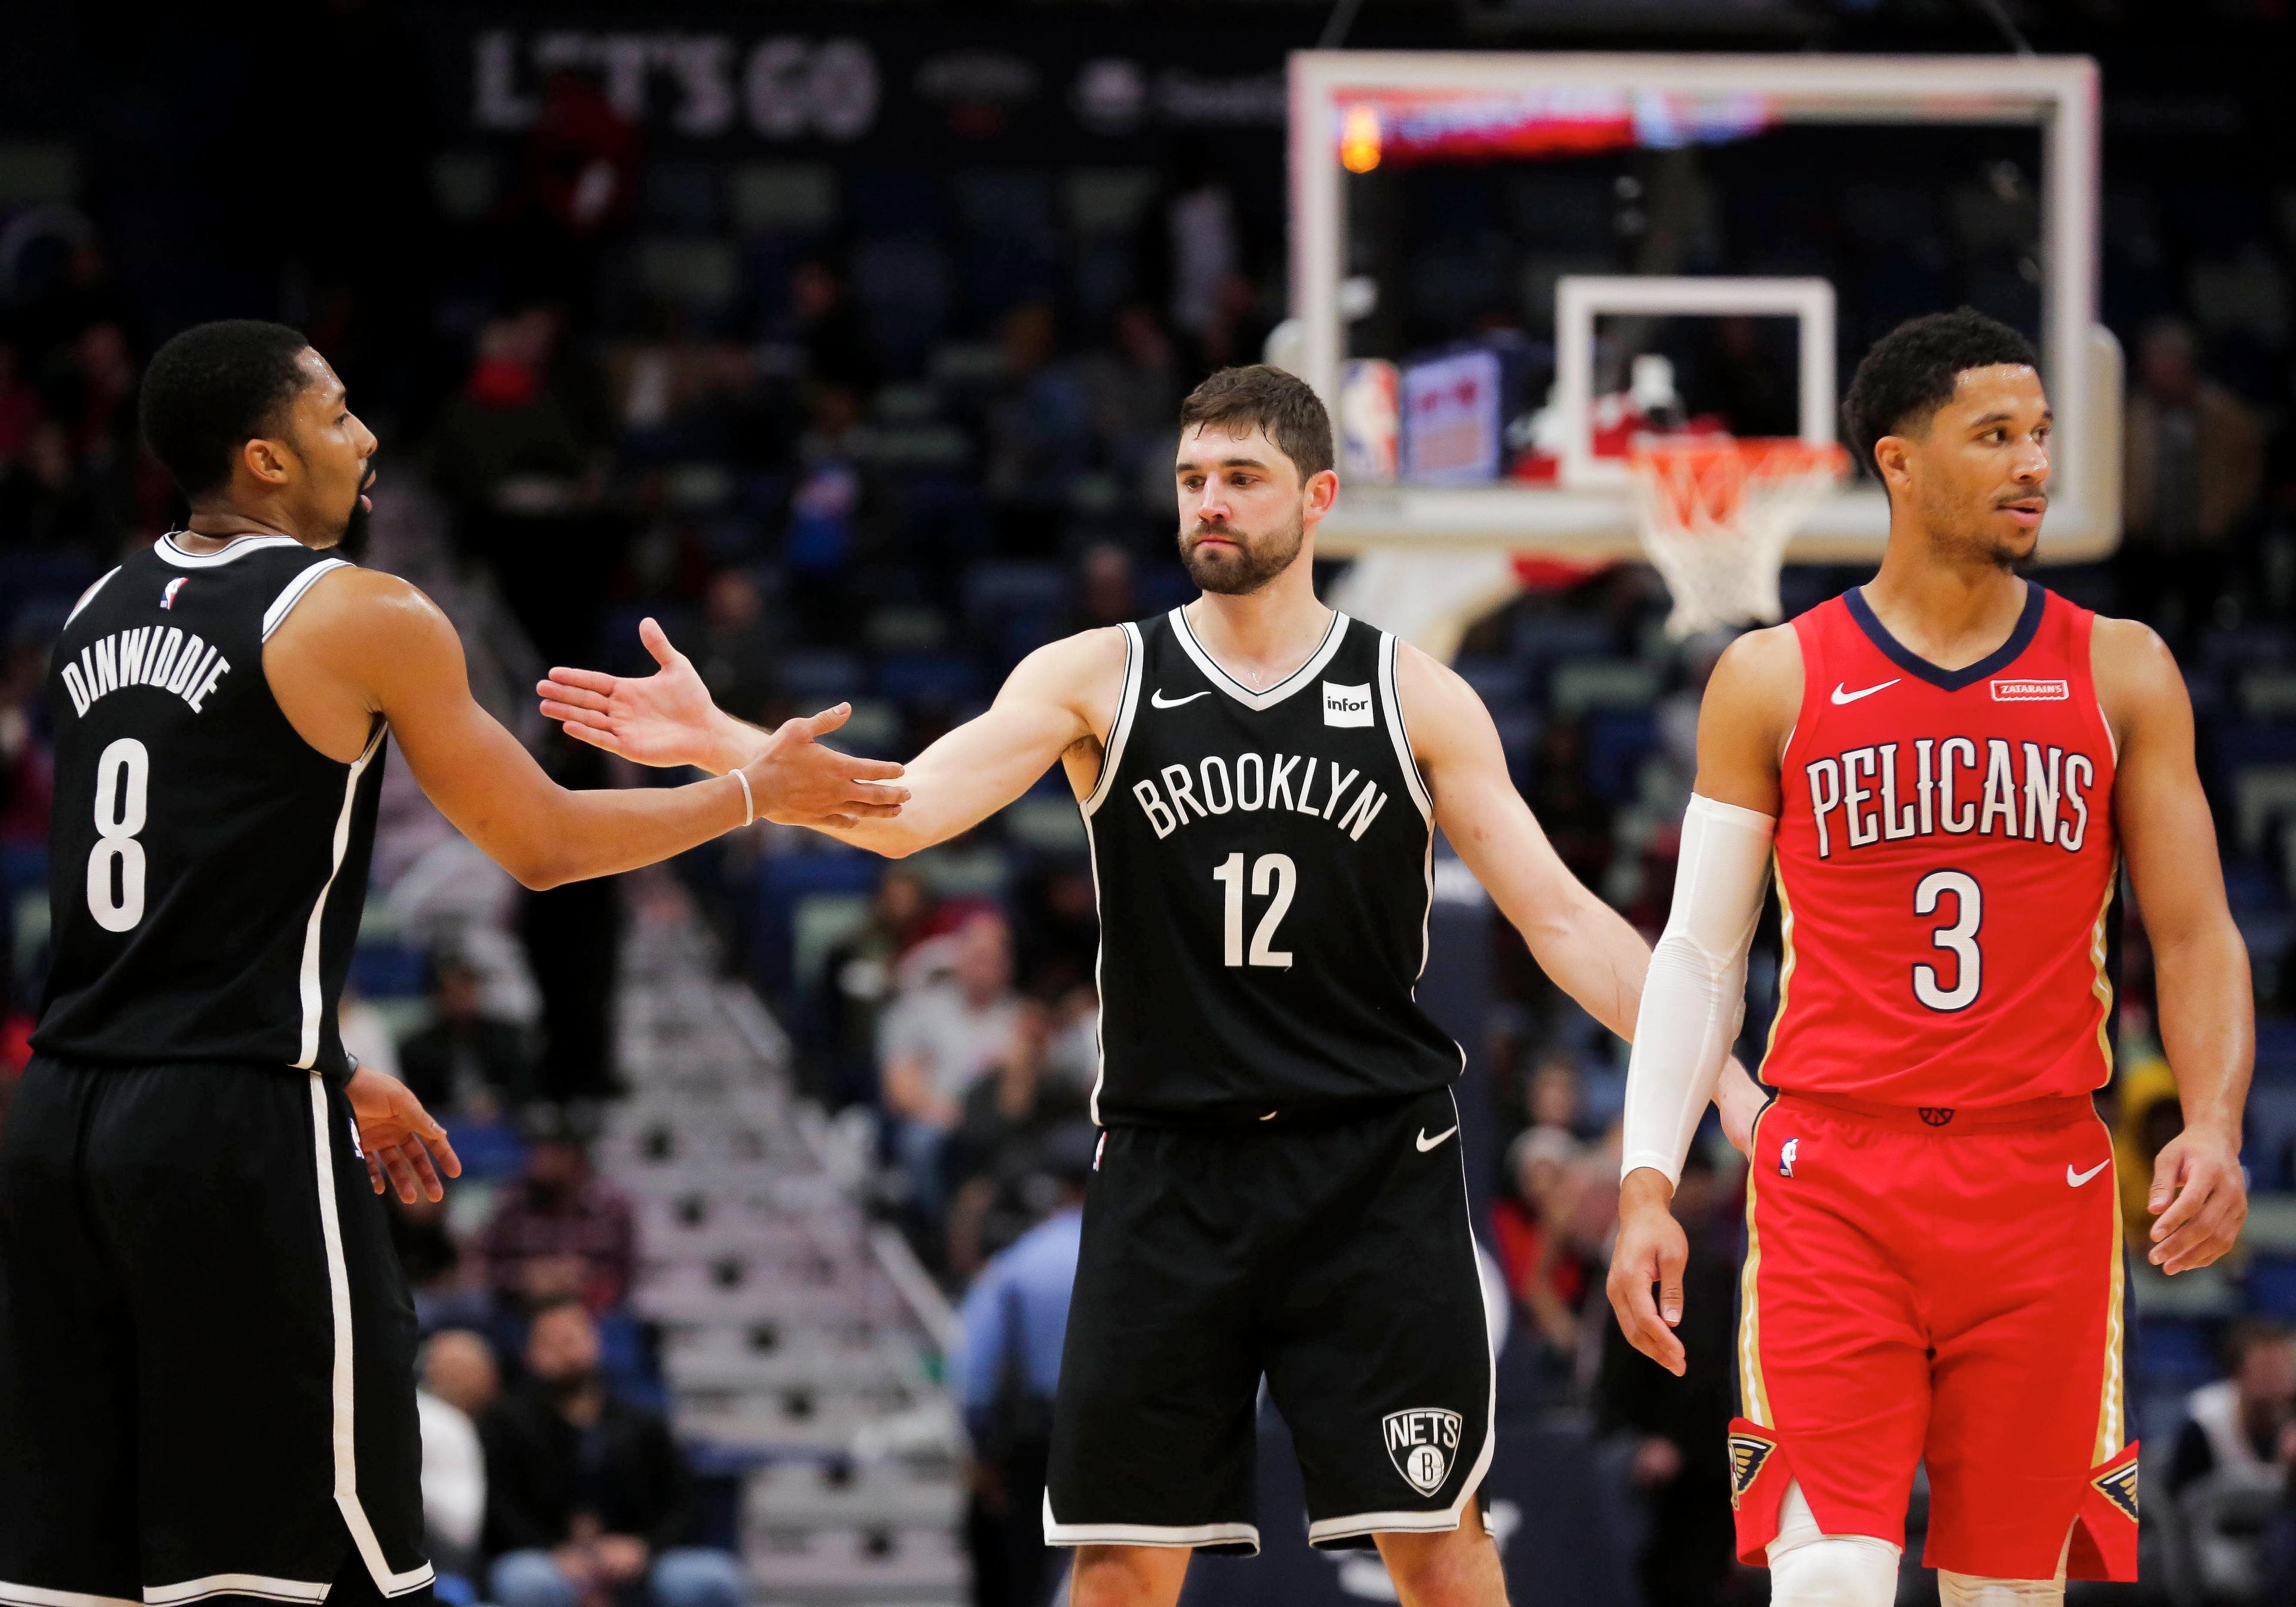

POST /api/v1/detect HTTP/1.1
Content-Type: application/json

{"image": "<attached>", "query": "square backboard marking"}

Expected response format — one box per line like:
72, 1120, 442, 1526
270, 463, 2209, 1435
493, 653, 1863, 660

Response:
1554, 276, 1835, 490
1289, 52, 2117, 563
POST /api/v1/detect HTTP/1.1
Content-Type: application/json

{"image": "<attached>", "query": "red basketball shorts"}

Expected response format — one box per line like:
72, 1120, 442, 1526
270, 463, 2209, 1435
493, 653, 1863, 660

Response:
1727, 1091, 2138, 1582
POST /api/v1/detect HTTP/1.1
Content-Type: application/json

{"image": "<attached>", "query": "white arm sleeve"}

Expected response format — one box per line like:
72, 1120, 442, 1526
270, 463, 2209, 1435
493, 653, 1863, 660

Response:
1620, 793, 1776, 1185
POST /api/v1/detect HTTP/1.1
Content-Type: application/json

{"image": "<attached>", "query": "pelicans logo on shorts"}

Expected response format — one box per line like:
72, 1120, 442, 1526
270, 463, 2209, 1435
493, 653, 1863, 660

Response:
2093, 1459, 2139, 1523
1727, 1430, 1776, 1510
1383, 1408, 1461, 1495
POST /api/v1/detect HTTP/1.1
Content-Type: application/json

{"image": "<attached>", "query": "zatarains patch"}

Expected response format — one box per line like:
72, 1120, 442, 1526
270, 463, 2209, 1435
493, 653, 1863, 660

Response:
1990, 677, 2070, 701
2092, 1459, 2139, 1523
1727, 1431, 1776, 1510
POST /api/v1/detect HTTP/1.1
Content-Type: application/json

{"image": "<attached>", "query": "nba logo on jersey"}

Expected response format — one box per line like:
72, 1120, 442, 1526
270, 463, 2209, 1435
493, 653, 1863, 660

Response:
1323, 681, 1373, 727
1383, 1409, 1462, 1495
160, 578, 187, 609
1779, 1138, 1799, 1177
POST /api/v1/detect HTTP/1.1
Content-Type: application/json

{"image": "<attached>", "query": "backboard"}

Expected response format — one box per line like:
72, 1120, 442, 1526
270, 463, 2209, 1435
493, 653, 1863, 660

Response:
1289, 51, 2120, 566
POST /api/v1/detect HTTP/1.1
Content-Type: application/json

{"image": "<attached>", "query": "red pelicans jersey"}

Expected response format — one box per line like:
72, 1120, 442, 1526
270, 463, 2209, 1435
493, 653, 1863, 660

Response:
1763, 581, 2117, 1107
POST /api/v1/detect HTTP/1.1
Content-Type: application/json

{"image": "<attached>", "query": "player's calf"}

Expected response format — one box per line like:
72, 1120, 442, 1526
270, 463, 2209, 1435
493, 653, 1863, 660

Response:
1374, 1503, 1511, 1607
1767, 1484, 1901, 1607
1067, 1544, 1190, 1607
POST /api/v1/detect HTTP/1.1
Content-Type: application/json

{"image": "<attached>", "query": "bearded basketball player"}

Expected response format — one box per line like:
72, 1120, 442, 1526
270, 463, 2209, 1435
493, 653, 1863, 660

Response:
536, 364, 1761, 1607
1608, 308, 2253, 1605
0, 320, 900, 1607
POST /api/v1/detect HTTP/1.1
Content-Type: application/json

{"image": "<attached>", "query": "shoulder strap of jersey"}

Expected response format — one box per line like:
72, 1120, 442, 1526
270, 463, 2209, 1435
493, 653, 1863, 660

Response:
1781, 595, 1841, 765
1080, 621, 1146, 818
1374, 628, 1433, 822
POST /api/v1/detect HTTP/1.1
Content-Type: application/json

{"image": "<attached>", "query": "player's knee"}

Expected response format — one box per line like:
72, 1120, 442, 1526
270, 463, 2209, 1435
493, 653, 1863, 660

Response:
1376, 1517, 1503, 1605
1936, 1571, 2065, 1606
1068, 1544, 1187, 1607
1765, 1480, 1898, 1607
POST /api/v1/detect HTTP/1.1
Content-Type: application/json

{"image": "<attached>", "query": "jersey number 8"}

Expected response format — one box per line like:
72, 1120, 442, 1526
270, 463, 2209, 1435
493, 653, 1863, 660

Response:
87, 737, 151, 933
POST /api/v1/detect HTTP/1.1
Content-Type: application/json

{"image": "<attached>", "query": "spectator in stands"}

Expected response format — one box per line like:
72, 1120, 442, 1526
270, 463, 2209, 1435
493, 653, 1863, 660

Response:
1071, 542, 1137, 634
1492, 1126, 1590, 1361
2167, 1319, 2296, 1603
483, 1117, 637, 1313
692, 569, 781, 733
482, 1296, 744, 1607
953, 1124, 1094, 1607
786, 255, 878, 395
880, 911, 1021, 1227
945, 998, 1091, 1278
2123, 316, 2266, 638
401, 952, 536, 1120
419, 1330, 500, 1584
983, 301, 1093, 551
1595, 1144, 1741, 1607
815, 866, 938, 1109
1080, 306, 1182, 514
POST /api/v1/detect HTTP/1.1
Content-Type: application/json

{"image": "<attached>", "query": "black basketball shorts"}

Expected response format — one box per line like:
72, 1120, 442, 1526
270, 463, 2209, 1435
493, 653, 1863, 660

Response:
1043, 1086, 1494, 1554
0, 1055, 432, 1606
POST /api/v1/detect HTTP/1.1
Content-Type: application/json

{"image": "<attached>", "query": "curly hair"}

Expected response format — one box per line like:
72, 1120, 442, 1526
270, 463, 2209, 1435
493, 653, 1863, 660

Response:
1842, 308, 2040, 480
1178, 364, 1335, 482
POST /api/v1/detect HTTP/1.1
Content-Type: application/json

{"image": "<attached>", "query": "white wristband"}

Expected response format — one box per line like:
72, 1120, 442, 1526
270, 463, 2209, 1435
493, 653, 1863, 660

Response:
731, 768, 755, 826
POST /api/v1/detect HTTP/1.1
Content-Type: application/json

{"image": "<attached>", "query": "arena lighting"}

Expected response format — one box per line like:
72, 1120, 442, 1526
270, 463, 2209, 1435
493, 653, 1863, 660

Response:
1331, 87, 1776, 166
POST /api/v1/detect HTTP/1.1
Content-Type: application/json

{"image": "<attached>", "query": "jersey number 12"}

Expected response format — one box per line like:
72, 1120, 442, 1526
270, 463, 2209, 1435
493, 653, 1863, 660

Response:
1213, 852, 1295, 969
87, 737, 151, 933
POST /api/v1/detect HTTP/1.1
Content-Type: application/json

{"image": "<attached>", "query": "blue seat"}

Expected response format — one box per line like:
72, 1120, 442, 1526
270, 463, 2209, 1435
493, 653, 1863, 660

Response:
2245, 1255, 2296, 1319
776, 650, 865, 704
750, 852, 883, 996
851, 233, 953, 372
349, 940, 429, 1000
2132, 1315, 2219, 1395
1584, 709, 1660, 803
875, 652, 983, 704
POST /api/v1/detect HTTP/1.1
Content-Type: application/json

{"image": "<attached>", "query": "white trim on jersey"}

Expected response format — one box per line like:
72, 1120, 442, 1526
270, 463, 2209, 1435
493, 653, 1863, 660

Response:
63, 567, 121, 628
261, 560, 353, 641
143, 1574, 331, 1606
305, 1076, 438, 1601
292, 724, 386, 1071
1375, 631, 1434, 823
1305, 1090, 1497, 1549
1080, 621, 1144, 818
0, 1583, 141, 1607
153, 533, 303, 569
1168, 606, 1349, 711
1042, 1489, 1262, 1554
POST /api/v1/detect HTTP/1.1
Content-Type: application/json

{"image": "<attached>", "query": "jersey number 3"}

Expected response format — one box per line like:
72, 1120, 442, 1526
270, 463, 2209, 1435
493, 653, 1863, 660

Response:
1213, 852, 1296, 969
1913, 869, 1981, 1012
87, 737, 151, 933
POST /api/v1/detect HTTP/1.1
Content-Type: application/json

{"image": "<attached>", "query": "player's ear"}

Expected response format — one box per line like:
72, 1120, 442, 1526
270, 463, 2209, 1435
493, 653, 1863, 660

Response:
1871, 434, 1915, 498
240, 434, 295, 487
1302, 466, 1340, 521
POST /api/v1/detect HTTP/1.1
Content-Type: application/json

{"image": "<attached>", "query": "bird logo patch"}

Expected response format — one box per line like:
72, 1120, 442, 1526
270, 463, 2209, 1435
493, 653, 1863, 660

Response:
2092, 1460, 2139, 1523
161, 577, 188, 609
1727, 1431, 1776, 1510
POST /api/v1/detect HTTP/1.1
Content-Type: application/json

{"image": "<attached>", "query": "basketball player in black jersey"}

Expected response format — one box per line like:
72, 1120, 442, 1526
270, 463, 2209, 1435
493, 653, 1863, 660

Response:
0, 321, 902, 1607
538, 366, 1758, 1607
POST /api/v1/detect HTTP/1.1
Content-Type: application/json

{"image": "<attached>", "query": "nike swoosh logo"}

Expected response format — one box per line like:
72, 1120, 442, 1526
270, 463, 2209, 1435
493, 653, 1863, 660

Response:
2068, 1160, 2109, 1187
1416, 1126, 1459, 1153
1151, 688, 1210, 708
1830, 679, 1901, 705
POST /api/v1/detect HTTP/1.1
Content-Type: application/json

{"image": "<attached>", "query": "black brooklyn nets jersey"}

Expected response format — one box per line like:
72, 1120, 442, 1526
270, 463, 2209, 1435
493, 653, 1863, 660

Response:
1082, 608, 1460, 1124
33, 533, 384, 1077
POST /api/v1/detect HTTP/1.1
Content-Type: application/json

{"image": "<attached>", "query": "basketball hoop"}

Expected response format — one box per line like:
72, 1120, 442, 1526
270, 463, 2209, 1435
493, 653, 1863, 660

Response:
1628, 436, 1849, 638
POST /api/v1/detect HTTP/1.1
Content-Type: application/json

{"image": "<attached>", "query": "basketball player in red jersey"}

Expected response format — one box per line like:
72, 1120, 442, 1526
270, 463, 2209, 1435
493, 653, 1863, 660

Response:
1607, 309, 2252, 1605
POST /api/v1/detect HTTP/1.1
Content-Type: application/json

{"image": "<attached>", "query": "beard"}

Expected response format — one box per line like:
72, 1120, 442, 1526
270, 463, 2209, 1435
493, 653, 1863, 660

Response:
1178, 511, 1306, 596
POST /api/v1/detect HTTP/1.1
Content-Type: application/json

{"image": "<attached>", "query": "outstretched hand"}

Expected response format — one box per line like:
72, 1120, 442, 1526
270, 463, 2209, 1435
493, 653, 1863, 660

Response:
1607, 1170, 1690, 1376
2147, 1123, 2247, 1275
346, 1065, 462, 1203
539, 617, 746, 773
539, 617, 907, 831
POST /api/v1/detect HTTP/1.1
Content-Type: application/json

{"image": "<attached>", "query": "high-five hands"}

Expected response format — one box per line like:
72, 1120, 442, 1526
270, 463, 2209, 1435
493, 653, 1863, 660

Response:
538, 617, 908, 830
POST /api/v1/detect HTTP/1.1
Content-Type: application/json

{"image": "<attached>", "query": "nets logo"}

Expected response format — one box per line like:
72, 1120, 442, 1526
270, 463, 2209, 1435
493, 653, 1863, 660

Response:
1382, 1408, 1461, 1495
1990, 677, 2069, 701
1323, 681, 1373, 728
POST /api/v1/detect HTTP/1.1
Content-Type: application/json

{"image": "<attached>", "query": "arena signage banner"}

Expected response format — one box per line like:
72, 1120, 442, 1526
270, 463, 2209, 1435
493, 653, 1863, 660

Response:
428, 10, 1316, 157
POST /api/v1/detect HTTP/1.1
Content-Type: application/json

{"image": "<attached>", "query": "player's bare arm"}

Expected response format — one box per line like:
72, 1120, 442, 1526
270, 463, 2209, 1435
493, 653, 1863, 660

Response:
2093, 614, 2252, 1273
271, 569, 906, 889
1605, 625, 1799, 1374
541, 622, 1128, 859
1396, 641, 1658, 1041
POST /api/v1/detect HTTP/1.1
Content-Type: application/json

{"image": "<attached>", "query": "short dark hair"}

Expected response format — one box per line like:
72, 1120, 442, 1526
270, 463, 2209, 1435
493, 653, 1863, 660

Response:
139, 319, 314, 497
1842, 308, 2040, 479
1178, 365, 1335, 483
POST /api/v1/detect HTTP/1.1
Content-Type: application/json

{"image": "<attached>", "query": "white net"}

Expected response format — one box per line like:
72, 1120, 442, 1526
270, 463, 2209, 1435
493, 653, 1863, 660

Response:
1628, 437, 1849, 637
